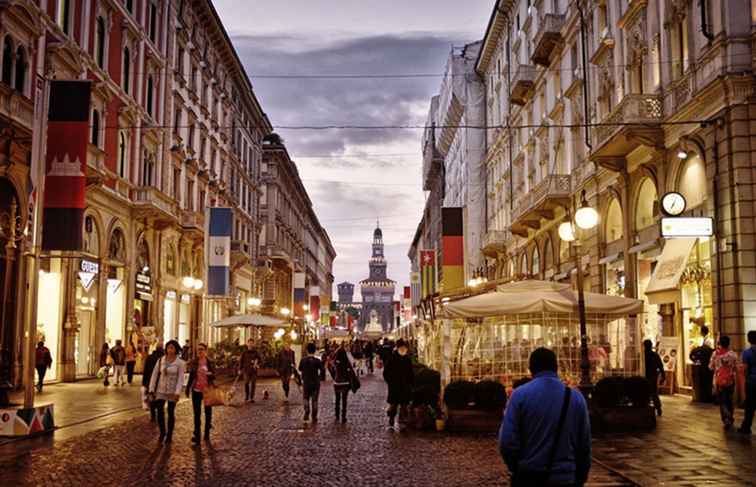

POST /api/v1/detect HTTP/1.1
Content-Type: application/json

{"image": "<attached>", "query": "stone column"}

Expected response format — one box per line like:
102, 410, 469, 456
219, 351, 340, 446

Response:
61, 258, 79, 382
659, 303, 675, 336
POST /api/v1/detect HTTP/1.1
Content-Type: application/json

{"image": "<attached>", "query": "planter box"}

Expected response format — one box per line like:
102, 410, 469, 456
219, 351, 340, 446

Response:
446, 408, 502, 433
591, 405, 656, 434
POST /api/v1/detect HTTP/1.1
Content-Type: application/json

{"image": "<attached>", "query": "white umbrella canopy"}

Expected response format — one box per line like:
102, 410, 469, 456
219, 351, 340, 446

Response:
442, 280, 643, 319
210, 313, 287, 328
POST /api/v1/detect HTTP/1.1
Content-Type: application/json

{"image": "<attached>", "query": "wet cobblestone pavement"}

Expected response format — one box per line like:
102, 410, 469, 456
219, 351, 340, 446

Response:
0, 375, 639, 487
3, 376, 755, 486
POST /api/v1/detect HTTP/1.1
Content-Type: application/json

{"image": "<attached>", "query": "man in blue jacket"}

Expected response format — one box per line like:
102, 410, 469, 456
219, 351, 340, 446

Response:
499, 347, 591, 486
738, 330, 756, 435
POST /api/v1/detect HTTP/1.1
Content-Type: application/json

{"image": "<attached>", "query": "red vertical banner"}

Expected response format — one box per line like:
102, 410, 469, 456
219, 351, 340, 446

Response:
42, 80, 92, 251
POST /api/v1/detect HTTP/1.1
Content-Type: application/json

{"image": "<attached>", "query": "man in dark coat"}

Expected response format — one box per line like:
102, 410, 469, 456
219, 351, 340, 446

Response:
384, 339, 414, 429
142, 343, 164, 422
643, 339, 665, 416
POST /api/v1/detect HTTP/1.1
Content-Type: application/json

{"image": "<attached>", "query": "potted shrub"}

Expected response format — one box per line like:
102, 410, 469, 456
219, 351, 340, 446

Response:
591, 376, 656, 433
444, 380, 506, 433
410, 366, 442, 430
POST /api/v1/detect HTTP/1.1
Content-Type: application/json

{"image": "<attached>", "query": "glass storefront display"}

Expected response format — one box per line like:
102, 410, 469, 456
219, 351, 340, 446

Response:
179, 294, 191, 345
164, 290, 177, 343
681, 238, 713, 387
106, 266, 126, 346
36, 259, 63, 382
75, 258, 100, 377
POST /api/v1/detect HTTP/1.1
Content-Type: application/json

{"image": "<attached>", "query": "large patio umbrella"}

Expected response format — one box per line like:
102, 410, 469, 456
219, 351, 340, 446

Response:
442, 280, 643, 319
210, 313, 287, 328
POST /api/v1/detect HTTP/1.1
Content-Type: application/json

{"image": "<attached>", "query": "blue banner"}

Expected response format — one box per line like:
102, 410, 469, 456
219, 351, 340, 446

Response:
207, 207, 232, 296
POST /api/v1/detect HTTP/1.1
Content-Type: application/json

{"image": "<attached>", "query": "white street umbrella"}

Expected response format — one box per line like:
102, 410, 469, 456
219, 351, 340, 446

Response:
210, 313, 287, 328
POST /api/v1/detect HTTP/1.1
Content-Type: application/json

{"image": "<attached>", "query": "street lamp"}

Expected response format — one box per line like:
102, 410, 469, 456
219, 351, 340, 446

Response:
280, 307, 291, 317
558, 190, 598, 397
247, 296, 262, 308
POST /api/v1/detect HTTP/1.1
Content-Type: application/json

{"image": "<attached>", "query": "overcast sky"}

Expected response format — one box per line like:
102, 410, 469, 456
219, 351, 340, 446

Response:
215, 0, 494, 299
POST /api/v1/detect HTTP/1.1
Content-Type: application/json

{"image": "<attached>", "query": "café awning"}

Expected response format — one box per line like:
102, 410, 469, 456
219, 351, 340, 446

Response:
442, 280, 643, 318
210, 313, 287, 328
644, 238, 696, 305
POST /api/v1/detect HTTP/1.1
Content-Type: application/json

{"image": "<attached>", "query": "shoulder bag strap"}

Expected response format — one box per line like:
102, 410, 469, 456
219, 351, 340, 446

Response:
155, 358, 163, 390
545, 386, 572, 477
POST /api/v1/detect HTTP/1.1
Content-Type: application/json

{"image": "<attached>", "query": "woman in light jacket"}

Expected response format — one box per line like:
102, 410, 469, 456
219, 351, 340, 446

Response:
149, 339, 185, 444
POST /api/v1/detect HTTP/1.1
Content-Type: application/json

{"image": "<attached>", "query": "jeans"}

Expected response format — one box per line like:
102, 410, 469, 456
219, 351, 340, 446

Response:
126, 361, 136, 384
244, 371, 257, 400
648, 377, 662, 414
716, 385, 735, 426
113, 364, 126, 385
388, 403, 410, 426
36, 366, 47, 392
366, 356, 374, 374
334, 385, 349, 420
303, 386, 320, 419
742, 381, 756, 432
154, 399, 177, 439
191, 390, 213, 438
281, 373, 292, 398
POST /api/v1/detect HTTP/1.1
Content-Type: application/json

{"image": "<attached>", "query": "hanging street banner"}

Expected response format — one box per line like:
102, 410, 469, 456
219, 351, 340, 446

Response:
420, 250, 436, 298
207, 207, 232, 296
42, 80, 92, 251
441, 207, 465, 292
294, 272, 306, 318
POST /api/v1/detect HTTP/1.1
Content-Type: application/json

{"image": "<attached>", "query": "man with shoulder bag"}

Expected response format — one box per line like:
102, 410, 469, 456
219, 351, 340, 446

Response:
499, 348, 591, 487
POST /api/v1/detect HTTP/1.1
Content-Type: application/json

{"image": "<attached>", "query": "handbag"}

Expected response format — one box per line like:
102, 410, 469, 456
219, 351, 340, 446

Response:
348, 363, 361, 393
147, 358, 162, 403
511, 386, 572, 487
203, 385, 226, 407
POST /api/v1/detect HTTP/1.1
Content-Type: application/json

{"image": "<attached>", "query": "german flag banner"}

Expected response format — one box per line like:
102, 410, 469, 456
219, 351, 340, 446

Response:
420, 249, 436, 298
42, 81, 92, 251
441, 207, 464, 292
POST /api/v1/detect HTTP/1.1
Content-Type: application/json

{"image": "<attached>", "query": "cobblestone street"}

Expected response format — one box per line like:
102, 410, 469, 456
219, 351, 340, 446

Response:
1, 375, 754, 486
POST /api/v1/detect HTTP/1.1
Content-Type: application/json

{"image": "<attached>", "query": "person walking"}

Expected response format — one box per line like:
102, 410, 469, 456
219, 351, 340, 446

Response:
277, 342, 296, 403
384, 339, 415, 430
738, 330, 756, 435
332, 343, 355, 423
690, 325, 715, 402
125, 341, 137, 385
34, 341, 53, 393
110, 339, 127, 386
148, 340, 185, 444
499, 348, 591, 487
709, 335, 738, 430
643, 339, 665, 416
239, 339, 260, 402
181, 339, 191, 361
299, 342, 325, 422
142, 343, 164, 422
186, 343, 215, 443
99, 343, 111, 386
364, 340, 375, 374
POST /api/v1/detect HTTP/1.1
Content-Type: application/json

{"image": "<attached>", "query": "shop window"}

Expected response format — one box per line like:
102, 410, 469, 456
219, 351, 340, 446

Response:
141, 151, 155, 187
125, 0, 134, 14
57, 0, 71, 34
95, 17, 106, 69
635, 178, 657, 231
605, 198, 623, 242
83, 215, 99, 255
146, 75, 154, 117
681, 238, 713, 387
531, 246, 541, 277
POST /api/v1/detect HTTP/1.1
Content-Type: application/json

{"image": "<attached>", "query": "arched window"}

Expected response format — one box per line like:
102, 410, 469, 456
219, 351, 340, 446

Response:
142, 150, 154, 187
520, 253, 528, 275
635, 178, 658, 231
57, 0, 71, 34
2, 37, 13, 86
95, 17, 106, 69
122, 47, 131, 94
678, 155, 706, 209
118, 131, 128, 178
146, 75, 154, 117
14, 46, 26, 93
91, 110, 100, 146
531, 246, 541, 276
543, 237, 554, 271
605, 198, 623, 242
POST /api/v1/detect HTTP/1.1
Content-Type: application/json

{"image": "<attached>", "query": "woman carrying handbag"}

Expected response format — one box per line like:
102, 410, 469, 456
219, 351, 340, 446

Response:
186, 343, 216, 443
148, 340, 185, 444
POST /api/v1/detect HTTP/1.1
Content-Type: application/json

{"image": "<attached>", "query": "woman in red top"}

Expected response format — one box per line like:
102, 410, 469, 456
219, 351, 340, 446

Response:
186, 343, 215, 443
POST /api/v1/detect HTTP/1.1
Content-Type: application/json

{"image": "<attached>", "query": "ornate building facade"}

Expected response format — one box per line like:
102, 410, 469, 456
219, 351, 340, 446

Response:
477, 0, 756, 390
360, 225, 396, 332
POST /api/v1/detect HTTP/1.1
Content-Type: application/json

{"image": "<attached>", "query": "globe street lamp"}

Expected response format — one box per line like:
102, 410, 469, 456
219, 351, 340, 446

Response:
558, 190, 598, 396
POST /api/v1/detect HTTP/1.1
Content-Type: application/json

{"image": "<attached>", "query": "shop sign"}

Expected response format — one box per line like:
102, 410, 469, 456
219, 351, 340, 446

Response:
136, 271, 152, 298
166, 290, 177, 300
661, 217, 713, 238
78, 259, 99, 291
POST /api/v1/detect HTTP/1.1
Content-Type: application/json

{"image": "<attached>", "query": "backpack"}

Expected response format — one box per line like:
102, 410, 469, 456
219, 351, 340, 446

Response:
714, 353, 735, 387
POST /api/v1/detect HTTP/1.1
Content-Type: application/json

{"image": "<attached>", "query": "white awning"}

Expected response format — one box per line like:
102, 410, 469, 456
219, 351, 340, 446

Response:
210, 313, 287, 328
644, 238, 696, 305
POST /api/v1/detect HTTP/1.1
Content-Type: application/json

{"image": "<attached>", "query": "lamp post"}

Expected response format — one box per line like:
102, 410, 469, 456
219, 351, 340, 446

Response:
558, 190, 598, 396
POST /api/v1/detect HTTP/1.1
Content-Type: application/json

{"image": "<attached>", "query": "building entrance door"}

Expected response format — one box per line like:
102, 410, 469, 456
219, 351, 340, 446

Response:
76, 310, 95, 377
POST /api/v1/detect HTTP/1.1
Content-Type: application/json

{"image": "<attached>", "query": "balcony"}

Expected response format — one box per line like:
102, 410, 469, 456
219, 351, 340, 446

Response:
231, 240, 252, 266
510, 174, 571, 237
180, 209, 205, 235
590, 94, 664, 171
510, 64, 536, 105
0, 84, 33, 130
133, 187, 178, 227
531, 14, 566, 67
482, 230, 512, 258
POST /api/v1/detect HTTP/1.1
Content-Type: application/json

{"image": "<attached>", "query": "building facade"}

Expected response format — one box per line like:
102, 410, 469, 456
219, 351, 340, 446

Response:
359, 225, 396, 332
477, 0, 756, 389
